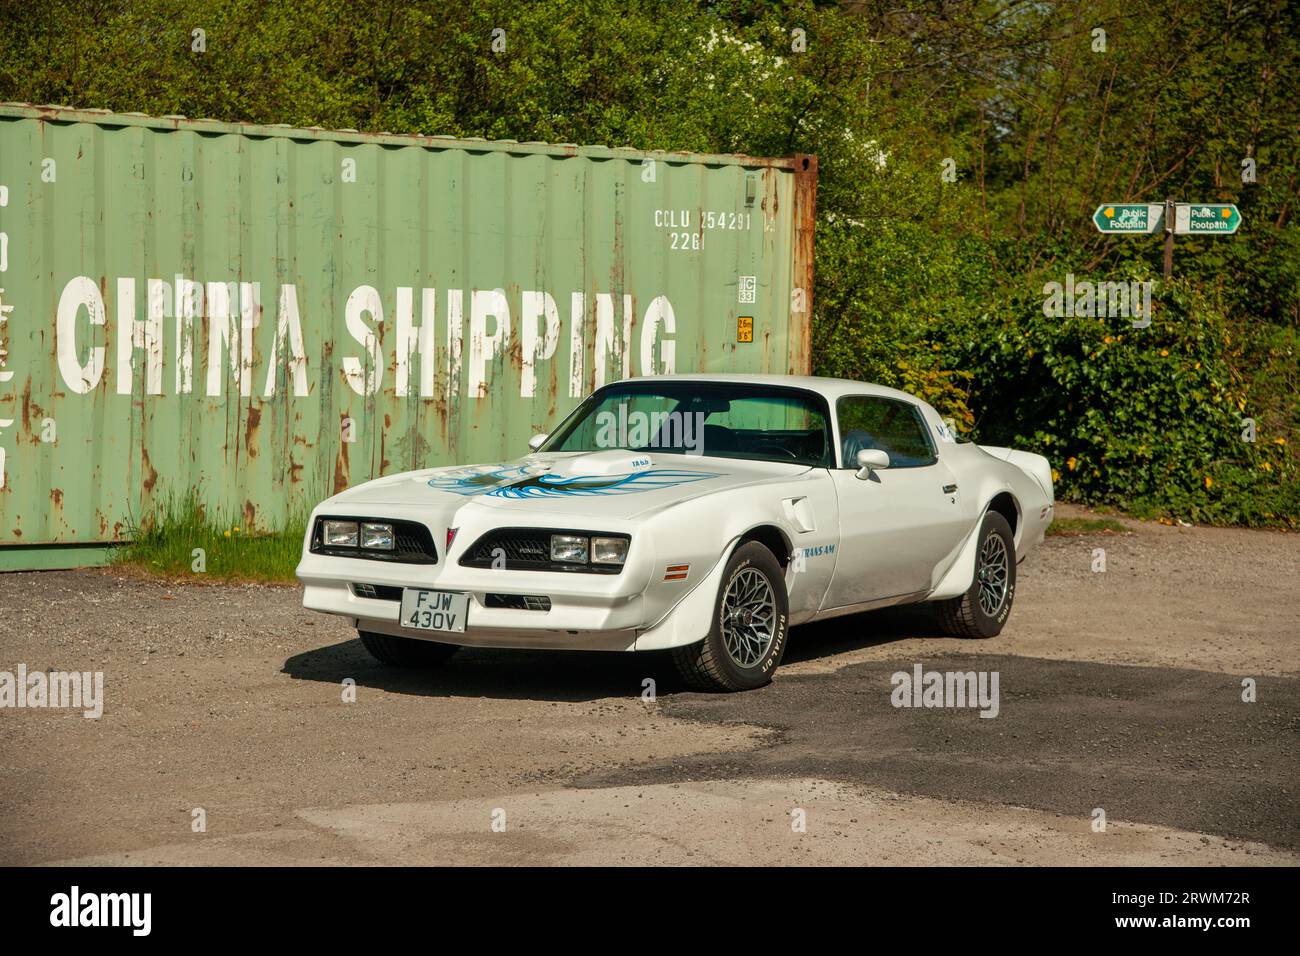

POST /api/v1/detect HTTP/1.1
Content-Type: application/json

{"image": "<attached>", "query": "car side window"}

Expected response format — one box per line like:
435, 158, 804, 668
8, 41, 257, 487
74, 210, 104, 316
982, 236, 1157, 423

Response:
836, 396, 938, 468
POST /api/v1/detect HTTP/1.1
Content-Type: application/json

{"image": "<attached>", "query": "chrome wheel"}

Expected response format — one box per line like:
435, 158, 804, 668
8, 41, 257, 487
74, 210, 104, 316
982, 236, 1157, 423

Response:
977, 531, 1009, 616
721, 567, 777, 667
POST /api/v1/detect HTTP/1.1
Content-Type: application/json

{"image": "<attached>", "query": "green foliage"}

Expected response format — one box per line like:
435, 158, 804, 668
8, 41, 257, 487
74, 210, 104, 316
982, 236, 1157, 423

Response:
1, 0, 1296, 525
942, 278, 1297, 526
116, 490, 304, 582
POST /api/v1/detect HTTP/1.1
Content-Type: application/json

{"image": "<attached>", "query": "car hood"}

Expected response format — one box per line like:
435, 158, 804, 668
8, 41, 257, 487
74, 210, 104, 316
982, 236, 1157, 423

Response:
323, 450, 810, 520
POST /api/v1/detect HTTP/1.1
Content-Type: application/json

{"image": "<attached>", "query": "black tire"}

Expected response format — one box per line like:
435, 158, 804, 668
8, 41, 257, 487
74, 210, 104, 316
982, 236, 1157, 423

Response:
936, 511, 1016, 639
672, 541, 789, 692
358, 630, 459, 667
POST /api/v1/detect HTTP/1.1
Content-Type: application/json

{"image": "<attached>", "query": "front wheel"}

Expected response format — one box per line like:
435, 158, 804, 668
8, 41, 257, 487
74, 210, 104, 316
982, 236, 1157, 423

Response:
936, 511, 1016, 639
672, 541, 790, 692
358, 630, 459, 667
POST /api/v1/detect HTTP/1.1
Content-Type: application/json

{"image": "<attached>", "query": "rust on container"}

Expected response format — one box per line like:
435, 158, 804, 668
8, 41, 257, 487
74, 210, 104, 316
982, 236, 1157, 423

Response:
0, 103, 815, 570
788, 153, 818, 377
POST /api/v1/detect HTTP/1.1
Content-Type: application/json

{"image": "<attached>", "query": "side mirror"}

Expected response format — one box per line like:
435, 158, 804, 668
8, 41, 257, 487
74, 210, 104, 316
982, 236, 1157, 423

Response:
855, 448, 890, 480
528, 433, 549, 452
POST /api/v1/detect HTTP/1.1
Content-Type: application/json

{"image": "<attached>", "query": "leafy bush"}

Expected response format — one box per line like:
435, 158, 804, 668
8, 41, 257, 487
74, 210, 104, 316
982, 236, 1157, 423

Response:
937, 278, 1297, 526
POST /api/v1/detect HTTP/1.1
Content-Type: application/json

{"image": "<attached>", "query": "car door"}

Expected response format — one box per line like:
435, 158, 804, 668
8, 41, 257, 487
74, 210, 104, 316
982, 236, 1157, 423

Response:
823, 394, 971, 609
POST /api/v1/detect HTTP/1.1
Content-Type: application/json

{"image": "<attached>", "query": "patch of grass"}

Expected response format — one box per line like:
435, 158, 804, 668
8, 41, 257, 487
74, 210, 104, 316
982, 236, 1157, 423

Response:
113, 491, 305, 583
1047, 517, 1128, 536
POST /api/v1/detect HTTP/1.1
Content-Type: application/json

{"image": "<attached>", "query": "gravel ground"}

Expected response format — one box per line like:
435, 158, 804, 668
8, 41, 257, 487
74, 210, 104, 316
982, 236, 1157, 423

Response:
0, 507, 1296, 865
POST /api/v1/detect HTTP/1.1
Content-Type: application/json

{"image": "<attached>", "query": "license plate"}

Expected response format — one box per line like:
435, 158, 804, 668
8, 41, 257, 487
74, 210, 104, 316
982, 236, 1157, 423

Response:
400, 589, 469, 633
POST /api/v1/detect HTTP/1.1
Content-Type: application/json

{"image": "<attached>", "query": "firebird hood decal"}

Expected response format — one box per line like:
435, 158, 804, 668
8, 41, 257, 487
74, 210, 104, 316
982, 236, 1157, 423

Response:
426, 465, 542, 495
426, 464, 721, 499
488, 469, 720, 499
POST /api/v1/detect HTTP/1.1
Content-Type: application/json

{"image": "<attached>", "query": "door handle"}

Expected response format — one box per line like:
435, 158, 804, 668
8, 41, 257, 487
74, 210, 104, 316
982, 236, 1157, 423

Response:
943, 483, 958, 494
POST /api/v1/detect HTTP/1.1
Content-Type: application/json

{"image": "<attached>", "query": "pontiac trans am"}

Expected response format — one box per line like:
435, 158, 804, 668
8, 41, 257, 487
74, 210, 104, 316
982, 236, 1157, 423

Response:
296, 374, 1054, 691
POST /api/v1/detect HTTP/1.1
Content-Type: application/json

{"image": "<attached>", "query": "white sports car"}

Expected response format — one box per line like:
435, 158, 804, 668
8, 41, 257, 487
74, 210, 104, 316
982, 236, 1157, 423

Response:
297, 374, 1054, 691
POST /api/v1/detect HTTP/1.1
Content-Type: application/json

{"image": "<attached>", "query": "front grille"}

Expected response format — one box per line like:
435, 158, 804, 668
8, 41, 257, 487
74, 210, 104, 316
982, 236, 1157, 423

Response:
310, 517, 438, 564
485, 593, 552, 611
473, 530, 552, 564
351, 582, 403, 601
459, 528, 627, 574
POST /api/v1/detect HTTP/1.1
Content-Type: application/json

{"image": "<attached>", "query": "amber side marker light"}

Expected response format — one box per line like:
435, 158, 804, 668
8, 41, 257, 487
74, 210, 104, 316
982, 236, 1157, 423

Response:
664, 564, 690, 581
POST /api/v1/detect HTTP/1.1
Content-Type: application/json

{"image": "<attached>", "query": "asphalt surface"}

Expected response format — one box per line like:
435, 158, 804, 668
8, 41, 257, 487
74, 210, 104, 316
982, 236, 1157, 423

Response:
1, 507, 1297, 865
583, 652, 1300, 850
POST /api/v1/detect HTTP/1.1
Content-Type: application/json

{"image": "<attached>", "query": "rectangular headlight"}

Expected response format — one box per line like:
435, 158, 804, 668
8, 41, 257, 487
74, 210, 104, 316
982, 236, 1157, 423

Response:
591, 536, 628, 564
361, 522, 395, 550
323, 520, 359, 547
550, 534, 588, 563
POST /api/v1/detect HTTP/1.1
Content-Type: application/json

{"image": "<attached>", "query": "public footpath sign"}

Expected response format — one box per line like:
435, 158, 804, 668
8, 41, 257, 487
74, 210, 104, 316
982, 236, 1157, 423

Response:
1092, 199, 1243, 277
1092, 204, 1165, 234
1173, 203, 1242, 235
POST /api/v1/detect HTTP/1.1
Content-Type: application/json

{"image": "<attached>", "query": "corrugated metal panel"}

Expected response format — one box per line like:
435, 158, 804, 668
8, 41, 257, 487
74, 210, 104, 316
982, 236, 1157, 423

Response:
0, 104, 815, 558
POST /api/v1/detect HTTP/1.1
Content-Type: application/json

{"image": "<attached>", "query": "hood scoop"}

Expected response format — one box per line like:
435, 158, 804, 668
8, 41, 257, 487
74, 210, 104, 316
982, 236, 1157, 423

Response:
555, 450, 654, 477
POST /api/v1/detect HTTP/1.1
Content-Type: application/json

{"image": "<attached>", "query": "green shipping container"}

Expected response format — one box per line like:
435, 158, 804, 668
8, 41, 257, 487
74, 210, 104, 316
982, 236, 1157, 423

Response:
0, 104, 816, 570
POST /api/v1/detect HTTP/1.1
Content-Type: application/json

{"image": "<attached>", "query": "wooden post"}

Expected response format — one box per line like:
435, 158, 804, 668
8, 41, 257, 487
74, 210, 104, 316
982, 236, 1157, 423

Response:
1163, 198, 1176, 279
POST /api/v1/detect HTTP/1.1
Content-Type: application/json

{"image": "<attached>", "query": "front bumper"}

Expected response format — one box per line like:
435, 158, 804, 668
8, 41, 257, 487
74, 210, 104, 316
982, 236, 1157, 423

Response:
299, 573, 647, 652
297, 525, 660, 651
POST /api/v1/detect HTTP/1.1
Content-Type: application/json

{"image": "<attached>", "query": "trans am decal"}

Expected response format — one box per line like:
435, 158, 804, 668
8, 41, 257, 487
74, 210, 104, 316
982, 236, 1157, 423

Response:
426, 464, 719, 499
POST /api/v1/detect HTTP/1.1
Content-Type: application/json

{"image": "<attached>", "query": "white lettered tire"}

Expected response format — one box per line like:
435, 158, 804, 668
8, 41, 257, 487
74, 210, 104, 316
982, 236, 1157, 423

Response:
672, 541, 789, 691
936, 511, 1016, 638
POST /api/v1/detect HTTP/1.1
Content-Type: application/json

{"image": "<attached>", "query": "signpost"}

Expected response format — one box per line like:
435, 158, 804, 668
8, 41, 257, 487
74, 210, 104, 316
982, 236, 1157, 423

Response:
1092, 204, 1165, 234
1174, 203, 1242, 235
1093, 200, 1242, 278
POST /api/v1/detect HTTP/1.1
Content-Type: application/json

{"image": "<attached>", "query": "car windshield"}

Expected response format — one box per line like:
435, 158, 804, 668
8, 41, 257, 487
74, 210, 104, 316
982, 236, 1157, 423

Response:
541, 382, 833, 466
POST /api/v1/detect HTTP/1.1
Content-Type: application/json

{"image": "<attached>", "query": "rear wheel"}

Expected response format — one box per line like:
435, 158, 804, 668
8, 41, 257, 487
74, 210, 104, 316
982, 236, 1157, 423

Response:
358, 630, 459, 667
936, 511, 1016, 639
672, 541, 789, 692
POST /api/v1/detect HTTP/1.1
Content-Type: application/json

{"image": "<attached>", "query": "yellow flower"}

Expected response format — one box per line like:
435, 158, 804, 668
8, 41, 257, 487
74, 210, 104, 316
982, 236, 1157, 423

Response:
1204, 476, 1213, 489
1103, 335, 1113, 344
1159, 349, 1169, 357
1261, 462, 1273, 472
1274, 437, 1287, 446
233, 526, 241, 533
223, 530, 231, 538
1051, 468, 1061, 483
1066, 456, 1078, 471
